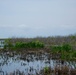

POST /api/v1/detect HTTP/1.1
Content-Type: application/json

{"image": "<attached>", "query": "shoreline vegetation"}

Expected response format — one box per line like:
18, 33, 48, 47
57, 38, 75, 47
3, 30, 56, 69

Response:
0, 34, 76, 60
0, 35, 76, 75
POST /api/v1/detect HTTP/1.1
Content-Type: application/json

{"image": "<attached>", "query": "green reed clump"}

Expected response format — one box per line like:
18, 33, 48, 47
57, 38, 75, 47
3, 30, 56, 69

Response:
51, 45, 62, 53
62, 44, 72, 52
51, 44, 76, 60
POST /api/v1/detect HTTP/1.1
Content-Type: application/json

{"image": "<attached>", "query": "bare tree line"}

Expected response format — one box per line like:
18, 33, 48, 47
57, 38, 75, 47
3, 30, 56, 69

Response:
8, 35, 76, 46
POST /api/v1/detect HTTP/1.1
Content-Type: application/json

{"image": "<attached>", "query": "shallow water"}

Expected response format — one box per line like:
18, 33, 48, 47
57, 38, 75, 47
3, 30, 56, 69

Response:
0, 51, 76, 75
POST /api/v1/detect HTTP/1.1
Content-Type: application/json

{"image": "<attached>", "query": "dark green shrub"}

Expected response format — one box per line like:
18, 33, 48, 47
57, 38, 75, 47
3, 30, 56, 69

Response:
51, 44, 72, 53
51, 44, 75, 60
14, 41, 44, 49
51, 45, 62, 53
4, 39, 44, 50
62, 44, 72, 52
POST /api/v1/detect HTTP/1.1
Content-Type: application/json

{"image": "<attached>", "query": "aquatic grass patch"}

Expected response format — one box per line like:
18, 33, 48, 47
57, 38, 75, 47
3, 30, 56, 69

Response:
51, 44, 72, 52
51, 45, 62, 53
50, 44, 76, 60
62, 44, 72, 52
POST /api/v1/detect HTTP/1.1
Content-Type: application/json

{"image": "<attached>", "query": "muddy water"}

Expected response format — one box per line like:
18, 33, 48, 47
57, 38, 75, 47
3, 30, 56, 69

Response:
0, 51, 76, 75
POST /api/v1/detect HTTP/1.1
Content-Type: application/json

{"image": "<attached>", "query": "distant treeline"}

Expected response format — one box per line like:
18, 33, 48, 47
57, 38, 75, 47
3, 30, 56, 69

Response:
5, 34, 76, 46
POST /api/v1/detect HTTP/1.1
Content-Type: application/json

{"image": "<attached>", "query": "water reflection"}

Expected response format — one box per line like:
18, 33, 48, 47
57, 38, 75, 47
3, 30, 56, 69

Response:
0, 52, 76, 75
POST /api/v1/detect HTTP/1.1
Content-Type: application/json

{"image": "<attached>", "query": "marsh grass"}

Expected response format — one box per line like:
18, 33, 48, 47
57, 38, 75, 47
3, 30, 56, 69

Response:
51, 44, 76, 60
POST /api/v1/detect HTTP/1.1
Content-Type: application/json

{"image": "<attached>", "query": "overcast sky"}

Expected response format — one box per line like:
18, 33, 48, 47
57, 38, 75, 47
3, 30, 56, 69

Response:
0, 0, 76, 38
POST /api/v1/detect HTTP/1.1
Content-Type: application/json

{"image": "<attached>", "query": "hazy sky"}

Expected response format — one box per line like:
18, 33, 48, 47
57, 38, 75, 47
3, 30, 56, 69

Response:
0, 0, 76, 38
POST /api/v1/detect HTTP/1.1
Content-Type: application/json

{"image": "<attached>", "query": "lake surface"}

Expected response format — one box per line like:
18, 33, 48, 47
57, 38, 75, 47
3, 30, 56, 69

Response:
0, 51, 76, 75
